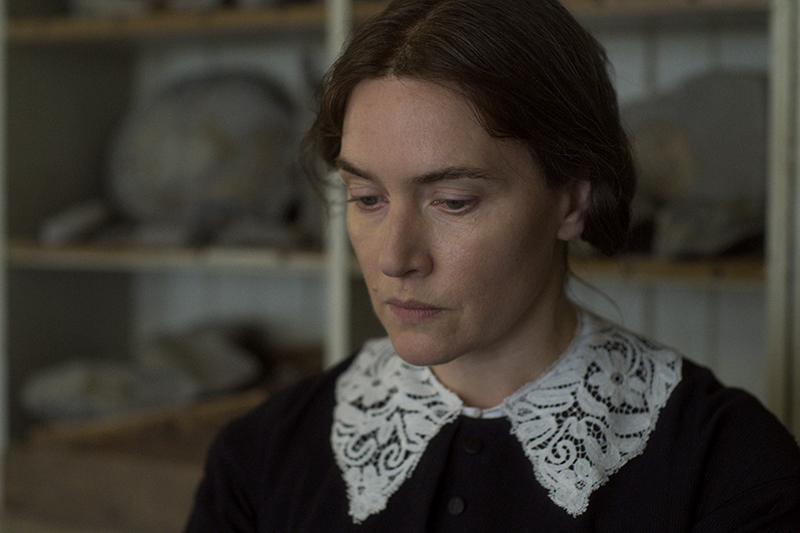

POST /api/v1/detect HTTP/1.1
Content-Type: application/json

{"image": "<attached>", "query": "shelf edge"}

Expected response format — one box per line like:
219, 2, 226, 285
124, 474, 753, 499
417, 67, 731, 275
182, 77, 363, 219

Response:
7, 0, 770, 46
6, 241, 764, 287
570, 256, 765, 288
6, 241, 329, 276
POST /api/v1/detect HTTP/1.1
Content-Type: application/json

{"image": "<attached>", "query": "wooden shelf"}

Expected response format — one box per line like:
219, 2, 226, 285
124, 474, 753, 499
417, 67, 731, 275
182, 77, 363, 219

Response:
565, 0, 769, 18
570, 0, 770, 29
6, 240, 328, 275
7, 0, 769, 46
570, 255, 764, 287
8, 241, 761, 286
7, 1, 386, 45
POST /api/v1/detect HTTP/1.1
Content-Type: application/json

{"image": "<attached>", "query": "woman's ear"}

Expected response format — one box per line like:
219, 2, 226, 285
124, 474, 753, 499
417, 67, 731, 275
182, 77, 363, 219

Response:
557, 179, 591, 242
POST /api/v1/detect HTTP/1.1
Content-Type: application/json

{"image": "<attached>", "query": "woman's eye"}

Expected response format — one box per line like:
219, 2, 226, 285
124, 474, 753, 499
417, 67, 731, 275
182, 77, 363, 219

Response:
433, 198, 476, 212
359, 196, 380, 206
348, 196, 384, 209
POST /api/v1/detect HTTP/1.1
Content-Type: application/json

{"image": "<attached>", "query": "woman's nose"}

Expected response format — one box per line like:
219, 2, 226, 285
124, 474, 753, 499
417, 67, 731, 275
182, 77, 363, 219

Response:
378, 206, 433, 278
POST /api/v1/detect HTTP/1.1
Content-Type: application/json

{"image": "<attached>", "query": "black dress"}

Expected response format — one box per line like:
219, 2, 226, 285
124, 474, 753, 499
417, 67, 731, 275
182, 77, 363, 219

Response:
184, 312, 800, 532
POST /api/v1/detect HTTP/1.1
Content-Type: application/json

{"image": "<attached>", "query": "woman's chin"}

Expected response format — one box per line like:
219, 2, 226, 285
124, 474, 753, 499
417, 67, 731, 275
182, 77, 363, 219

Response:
387, 333, 461, 368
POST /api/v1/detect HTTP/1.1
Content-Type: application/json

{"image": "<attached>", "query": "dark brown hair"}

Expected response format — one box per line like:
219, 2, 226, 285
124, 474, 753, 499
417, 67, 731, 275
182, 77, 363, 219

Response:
303, 0, 635, 255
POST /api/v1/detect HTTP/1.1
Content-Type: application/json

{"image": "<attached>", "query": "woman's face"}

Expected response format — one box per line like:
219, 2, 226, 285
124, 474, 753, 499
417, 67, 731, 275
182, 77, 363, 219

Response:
338, 77, 585, 368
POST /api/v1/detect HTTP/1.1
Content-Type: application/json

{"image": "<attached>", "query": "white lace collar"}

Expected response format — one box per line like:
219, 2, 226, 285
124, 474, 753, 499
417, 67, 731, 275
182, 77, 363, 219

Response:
331, 312, 682, 523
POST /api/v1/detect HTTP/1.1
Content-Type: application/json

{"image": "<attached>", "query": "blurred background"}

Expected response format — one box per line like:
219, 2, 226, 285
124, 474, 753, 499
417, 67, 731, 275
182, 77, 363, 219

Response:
1, 0, 798, 531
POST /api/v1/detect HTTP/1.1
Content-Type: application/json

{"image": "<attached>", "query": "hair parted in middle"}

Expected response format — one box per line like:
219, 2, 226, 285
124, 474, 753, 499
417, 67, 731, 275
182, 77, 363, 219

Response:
304, 0, 636, 256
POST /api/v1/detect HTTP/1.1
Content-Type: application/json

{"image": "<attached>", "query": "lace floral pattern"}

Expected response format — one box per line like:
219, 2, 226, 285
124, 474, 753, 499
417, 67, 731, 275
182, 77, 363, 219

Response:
331, 338, 463, 523
507, 319, 682, 516
332, 312, 682, 523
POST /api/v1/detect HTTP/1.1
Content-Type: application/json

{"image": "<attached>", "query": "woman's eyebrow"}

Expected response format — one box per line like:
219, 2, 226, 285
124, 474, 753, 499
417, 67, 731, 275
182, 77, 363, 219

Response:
335, 156, 497, 184
335, 157, 376, 181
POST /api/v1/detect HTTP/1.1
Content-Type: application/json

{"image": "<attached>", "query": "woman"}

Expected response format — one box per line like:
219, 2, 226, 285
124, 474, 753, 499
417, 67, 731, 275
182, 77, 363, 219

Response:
185, 1, 800, 531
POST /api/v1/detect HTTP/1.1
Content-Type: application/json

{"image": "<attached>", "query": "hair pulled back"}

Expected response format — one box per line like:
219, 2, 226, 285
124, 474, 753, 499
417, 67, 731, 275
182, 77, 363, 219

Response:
304, 0, 636, 256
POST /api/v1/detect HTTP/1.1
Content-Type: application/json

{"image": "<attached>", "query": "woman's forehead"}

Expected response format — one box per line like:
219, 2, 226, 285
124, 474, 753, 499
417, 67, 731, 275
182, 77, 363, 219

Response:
342, 78, 489, 154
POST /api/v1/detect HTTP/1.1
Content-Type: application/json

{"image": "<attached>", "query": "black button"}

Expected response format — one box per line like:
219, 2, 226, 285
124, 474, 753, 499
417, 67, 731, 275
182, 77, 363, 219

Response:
463, 437, 484, 454
447, 496, 466, 516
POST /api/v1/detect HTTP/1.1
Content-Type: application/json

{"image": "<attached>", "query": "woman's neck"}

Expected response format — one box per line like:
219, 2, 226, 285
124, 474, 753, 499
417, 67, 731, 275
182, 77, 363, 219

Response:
430, 293, 579, 409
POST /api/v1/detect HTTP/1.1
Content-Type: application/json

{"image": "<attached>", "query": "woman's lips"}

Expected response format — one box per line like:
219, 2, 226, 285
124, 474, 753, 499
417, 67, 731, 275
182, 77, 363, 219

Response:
386, 299, 444, 323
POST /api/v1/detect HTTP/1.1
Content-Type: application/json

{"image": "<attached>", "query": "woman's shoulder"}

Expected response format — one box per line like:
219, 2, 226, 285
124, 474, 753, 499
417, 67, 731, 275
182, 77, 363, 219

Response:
664, 356, 793, 443
185, 353, 363, 531
666, 359, 800, 528
584, 315, 800, 527
673, 357, 799, 458
207, 352, 357, 460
